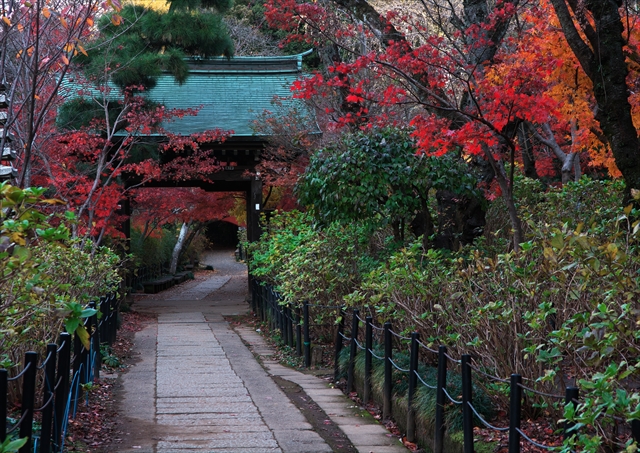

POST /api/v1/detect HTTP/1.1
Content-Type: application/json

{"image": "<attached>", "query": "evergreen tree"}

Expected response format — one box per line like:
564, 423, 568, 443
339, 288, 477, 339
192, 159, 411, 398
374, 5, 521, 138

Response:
77, 0, 234, 90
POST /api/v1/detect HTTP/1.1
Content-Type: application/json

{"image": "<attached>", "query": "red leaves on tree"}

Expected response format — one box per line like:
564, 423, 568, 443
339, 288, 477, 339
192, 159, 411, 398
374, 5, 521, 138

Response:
132, 187, 238, 238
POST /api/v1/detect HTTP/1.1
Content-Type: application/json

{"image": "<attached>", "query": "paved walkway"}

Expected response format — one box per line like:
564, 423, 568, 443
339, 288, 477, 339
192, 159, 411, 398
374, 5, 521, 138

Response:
116, 250, 409, 453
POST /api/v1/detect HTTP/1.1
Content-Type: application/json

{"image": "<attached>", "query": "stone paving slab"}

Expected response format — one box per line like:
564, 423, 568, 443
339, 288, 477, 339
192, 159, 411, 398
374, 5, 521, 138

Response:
164, 276, 231, 300
156, 413, 264, 423
152, 446, 282, 453
157, 402, 258, 414
159, 431, 279, 445
157, 438, 279, 449
155, 388, 250, 398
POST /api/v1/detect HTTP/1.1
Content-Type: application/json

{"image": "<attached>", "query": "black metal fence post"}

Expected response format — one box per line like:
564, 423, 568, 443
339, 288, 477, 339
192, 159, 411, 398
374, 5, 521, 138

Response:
54, 333, 71, 452
40, 343, 58, 453
508, 374, 522, 453
265, 287, 271, 328
303, 302, 311, 368
72, 330, 82, 408
109, 294, 117, 345
407, 332, 419, 443
347, 309, 359, 393
250, 278, 257, 314
19, 352, 38, 453
269, 289, 275, 331
267, 288, 272, 328
434, 345, 447, 453
461, 354, 474, 453
0, 368, 6, 442
564, 386, 579, 441
334, 309, 345, 381
287, 305, 294, 348
111, 294, 119, 344
633, 419, 640, 446
273, 291, 278, 334
363, 316, 373, 405
295, 306, 302, 356
82, 316, 91, 386
281, 302, 288, 346
99, 296, 106, 344
101, 296, 108, 344
383, 322, 392, 420
90, 301, 100, 381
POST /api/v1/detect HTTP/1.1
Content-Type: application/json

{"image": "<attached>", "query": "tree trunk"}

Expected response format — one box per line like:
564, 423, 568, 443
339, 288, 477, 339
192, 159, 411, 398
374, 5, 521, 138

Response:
549, 0, 640, 197
518, 124, 539, 179
180, 223, 204, 265
434, 190, 486, 251
410, 198, 435, 250
170, 221, 191, 274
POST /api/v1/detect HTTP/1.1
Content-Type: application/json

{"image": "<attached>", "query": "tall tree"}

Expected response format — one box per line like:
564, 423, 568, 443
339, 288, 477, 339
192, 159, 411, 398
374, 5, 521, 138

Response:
548, 0, 640, 197
38, 0, 235, 249
0, 0, 118, 187
76, 0, 234, 90
266, 0, 559, 249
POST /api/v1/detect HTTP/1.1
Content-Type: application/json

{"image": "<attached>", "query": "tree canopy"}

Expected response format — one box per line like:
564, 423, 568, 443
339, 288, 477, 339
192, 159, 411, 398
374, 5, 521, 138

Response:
76, 0, 234, 90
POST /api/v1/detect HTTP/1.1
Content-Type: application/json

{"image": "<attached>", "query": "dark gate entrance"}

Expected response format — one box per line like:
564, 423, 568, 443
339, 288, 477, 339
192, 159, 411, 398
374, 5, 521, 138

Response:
125, 51, 312, 243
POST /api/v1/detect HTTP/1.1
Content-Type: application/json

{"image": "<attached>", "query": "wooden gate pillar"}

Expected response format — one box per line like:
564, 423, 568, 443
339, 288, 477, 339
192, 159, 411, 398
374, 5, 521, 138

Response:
246, 177, 262, 243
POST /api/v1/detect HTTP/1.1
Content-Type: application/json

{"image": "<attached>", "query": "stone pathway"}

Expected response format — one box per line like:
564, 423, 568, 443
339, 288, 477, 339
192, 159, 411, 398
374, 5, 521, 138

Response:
115, 250, 409, 453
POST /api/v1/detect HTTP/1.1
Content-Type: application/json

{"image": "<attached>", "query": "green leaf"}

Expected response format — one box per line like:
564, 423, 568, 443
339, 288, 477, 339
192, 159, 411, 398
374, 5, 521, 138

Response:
1, 437, 28, 453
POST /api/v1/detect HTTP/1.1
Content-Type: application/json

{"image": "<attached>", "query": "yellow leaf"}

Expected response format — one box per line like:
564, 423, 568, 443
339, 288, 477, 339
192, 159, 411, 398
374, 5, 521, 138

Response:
111, 14, 122, 26
75, 325, 91, 349
77, 44, 88, 56
61, 55, 69, 65
40, 198, 64, 205
86, 17, 94, 27
10, 232, 26, 246
632, 188, 640, 201
42, 7, 50, 18
2, 16, 11, 26
60, 17, 68, 28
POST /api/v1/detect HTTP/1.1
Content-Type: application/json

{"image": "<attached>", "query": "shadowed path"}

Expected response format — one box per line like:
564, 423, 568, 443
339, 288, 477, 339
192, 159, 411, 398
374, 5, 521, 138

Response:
115, 250, 409, 453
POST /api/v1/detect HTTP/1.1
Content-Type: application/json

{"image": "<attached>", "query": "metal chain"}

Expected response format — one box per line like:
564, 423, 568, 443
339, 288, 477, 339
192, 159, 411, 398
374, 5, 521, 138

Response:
389, 329, 412, 341
467, 362, 510, 383
37, 349, 55, 370
516, 428, 557, 450
389, 358, 410, 373
416, 339, 439, 354
7, 361, 32, 381
517, 382, 565, 400
442, 387, 463, 405
467, 402, 509, 432
413, 370, 437, 390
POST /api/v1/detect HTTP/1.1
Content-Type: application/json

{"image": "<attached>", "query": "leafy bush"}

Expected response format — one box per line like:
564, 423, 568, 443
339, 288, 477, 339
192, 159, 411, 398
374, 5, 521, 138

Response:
250, 177, 640, 451
249, 210, 392, 306
0, 184, 122, 387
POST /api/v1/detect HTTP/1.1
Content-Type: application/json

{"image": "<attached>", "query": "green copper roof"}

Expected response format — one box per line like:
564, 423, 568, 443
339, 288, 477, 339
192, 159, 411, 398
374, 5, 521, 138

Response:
148, 51, 313, 137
